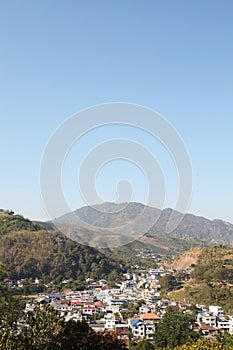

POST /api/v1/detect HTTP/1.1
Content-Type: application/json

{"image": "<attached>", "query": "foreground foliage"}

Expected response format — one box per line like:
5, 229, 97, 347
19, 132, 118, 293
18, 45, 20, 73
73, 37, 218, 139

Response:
174, 337, 233, 350
0, 305, 127, 350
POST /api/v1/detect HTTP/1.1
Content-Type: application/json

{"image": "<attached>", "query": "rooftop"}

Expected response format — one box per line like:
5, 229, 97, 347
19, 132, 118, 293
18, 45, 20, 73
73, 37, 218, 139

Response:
141, 312, 160, 320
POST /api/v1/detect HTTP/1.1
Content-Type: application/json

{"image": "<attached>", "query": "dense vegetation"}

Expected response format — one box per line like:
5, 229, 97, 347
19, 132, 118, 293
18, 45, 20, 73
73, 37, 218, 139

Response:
0, 304, 127, 350
0, 212, 122, 285
154, 308, 198, 349
0, 212, 41, 235
192, 246, 233, 282
0, 264, 26, 326
174, 338, 233, 350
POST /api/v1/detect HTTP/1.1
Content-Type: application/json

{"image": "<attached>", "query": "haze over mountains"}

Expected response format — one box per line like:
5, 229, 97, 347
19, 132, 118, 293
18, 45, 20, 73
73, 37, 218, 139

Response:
53, 202, 233, 248
1, 203, 233, 285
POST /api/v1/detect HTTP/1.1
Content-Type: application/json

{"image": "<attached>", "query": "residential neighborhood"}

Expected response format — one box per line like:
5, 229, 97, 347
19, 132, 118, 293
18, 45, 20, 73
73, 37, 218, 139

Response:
9, 259, 233, 348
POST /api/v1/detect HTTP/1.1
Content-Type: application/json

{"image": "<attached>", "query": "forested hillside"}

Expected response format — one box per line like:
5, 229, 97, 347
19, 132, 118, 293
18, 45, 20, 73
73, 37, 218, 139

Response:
0, 212, 122, 284
0, 211, 42, 235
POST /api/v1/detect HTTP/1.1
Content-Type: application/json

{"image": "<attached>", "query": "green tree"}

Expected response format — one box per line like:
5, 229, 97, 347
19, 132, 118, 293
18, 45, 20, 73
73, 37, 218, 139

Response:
174, 338, 229, 349
154, 308, 199, 349
159, 274, 177, 292
135, 338, 155, 349
0, 305, 127, 350
0, 265, 25, 327
216, 331, 233, 349
18, 305, 65, 350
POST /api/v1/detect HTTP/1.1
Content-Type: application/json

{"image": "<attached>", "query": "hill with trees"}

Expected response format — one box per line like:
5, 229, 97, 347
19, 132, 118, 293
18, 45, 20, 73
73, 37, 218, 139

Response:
0, 210, 42, 235
170, 246, 233, 312
0, 212, 122, 285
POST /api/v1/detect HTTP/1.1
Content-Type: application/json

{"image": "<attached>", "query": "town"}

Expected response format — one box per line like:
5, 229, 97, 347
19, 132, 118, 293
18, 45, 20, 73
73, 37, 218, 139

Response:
4, 254, 233, 348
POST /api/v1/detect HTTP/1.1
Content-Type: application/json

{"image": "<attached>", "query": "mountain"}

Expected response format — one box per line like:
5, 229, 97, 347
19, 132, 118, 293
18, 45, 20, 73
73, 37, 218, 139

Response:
53, 202, 233, 248
0, 212, 122, 283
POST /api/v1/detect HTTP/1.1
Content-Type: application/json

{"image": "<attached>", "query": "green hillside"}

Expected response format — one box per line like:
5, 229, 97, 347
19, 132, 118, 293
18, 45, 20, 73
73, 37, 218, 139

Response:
170, 246, 233, 312
0, 211, 42, 235
0, 212, 122, 285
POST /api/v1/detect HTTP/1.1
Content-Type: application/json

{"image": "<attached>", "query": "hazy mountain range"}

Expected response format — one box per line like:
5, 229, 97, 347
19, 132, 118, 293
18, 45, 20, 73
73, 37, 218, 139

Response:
53, 202, 233, 249
1, 203, 233, 284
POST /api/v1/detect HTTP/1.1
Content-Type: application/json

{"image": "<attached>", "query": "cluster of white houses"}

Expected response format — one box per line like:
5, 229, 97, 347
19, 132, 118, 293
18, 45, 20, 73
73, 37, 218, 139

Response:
24, 271, 233, 342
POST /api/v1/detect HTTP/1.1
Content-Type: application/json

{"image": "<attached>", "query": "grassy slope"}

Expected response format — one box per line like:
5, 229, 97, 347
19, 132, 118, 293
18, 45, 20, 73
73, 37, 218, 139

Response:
170, 246, 233, 312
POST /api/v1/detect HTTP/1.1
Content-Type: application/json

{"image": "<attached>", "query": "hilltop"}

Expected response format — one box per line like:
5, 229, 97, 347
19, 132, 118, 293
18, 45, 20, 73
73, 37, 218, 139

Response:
0, 210, 42, 235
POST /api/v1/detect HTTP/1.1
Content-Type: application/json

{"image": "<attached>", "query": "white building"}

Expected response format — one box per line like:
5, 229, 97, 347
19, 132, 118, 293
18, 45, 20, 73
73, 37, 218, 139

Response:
198, 311, 216, 327
209, 306, 224, 316
217, 318, 230, 332
104, 314, 118, 330
131, 319, 146, 338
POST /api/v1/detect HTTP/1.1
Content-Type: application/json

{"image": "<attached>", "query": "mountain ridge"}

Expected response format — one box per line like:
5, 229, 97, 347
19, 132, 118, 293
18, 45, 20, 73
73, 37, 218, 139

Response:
53, 202, 233, 248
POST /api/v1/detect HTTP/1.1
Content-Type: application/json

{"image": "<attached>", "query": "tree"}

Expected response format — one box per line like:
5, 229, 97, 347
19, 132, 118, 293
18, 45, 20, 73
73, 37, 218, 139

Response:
135, 338, 155, 349
0, 289, 25, 328
159, 274, 177, 292
14, 305, 66, 350
0, 305, 127, 350
216, 331, 233, 349
174, 338, 230, 349
0, 265, 25, 328
154, 308, 199, 349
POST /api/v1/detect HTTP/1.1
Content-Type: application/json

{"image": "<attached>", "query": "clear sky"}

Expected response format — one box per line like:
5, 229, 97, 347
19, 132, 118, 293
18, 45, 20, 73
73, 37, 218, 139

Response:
0, 0, 233, 223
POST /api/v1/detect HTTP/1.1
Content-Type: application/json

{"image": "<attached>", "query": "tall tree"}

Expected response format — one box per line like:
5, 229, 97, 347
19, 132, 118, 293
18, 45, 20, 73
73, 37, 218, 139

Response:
0, 264, 25, 327
154, 308, 198, 349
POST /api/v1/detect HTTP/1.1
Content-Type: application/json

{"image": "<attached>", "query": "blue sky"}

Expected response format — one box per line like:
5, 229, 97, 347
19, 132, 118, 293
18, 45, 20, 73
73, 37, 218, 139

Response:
0, 1, 233, 222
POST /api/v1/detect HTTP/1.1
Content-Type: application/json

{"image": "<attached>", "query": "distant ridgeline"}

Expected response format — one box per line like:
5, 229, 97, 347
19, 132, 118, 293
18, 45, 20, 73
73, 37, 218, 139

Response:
54, 202, 233, 247
1, 203, 233, 290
